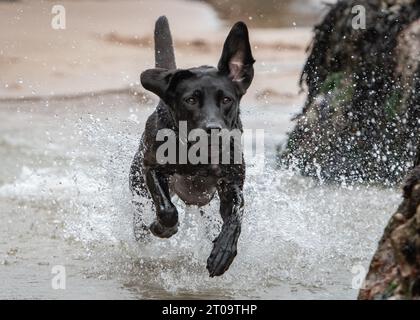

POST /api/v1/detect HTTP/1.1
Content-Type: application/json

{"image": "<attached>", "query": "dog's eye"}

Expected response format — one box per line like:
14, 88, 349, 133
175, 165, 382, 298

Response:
185, 97, 198, 105
222, 97, 232, 105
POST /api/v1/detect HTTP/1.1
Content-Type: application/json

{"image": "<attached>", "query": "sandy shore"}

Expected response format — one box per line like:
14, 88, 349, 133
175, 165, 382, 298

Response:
0, 0, 312, 106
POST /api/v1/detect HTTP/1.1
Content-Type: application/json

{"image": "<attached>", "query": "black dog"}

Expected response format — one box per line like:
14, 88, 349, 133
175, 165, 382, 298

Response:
129, 16, 255, 277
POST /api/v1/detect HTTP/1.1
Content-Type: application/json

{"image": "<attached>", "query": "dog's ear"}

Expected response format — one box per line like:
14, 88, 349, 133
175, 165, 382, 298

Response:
141, 68, 193, 101
218, 22, 255, 94
140, 68, 174, 100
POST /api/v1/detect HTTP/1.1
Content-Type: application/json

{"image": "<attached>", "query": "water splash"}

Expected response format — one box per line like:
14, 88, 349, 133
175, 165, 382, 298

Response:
0, 95, 402, 299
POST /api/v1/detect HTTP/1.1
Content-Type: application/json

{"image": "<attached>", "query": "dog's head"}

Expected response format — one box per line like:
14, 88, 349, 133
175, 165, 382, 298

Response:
141, 22, 255, 133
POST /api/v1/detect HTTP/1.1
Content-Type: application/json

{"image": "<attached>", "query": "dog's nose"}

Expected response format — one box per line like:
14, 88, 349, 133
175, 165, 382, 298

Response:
205, 123, 222, 134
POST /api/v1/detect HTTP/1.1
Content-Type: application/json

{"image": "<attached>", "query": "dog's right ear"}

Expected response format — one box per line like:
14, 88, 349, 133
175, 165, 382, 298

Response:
140, 68, 174, 100
141, 68, 194, 101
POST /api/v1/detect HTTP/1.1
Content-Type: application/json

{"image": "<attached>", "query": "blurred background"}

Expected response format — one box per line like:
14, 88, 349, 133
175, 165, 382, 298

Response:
0, 0, 335, 101
202, 0, 335, 27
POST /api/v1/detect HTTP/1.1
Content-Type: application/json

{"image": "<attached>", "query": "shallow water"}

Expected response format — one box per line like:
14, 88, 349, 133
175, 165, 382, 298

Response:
0, 93, 401, 299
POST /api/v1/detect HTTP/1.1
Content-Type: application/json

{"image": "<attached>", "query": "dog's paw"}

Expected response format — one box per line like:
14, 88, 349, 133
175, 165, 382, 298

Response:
206, 223, 241, 277
149, 220, 178, 238
157, 205, 179, 228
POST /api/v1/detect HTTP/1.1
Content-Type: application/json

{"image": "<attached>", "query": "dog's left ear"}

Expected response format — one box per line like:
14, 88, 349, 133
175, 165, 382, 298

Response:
218, 22, 255, 94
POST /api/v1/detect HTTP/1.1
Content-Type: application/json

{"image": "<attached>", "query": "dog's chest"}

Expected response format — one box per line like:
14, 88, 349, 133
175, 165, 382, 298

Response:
170, 173, 218, 207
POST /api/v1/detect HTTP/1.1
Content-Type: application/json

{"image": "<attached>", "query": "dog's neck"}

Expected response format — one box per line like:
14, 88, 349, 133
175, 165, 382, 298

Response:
157, 100, 177, 130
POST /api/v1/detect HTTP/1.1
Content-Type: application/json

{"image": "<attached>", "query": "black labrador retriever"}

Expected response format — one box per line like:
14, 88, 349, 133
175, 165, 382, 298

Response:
129, 16, 255, 277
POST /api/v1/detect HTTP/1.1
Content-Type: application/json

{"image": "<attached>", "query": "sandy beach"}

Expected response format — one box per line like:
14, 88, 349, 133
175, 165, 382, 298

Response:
0, 0, 312, 105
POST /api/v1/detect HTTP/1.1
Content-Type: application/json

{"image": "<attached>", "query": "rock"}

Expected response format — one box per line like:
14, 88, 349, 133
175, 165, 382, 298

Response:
280, 0, 420, 185
359, 164, 420, 299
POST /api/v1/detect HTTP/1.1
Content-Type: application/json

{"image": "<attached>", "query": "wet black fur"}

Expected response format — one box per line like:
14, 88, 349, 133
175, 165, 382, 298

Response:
129, 16, 255, 277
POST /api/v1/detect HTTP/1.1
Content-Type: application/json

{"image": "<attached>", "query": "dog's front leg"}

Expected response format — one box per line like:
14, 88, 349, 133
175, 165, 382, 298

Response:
207, 182, 244, 277
145, 167, 179, 238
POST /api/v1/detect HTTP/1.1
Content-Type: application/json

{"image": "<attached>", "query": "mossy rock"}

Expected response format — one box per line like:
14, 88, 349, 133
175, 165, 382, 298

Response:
280, 0, 420, 185
359, 165, 420, 299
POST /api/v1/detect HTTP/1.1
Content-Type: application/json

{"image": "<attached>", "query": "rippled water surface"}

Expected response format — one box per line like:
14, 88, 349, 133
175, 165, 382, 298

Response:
0, 94, 401, 299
